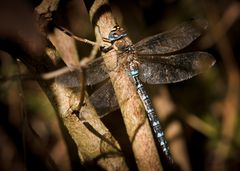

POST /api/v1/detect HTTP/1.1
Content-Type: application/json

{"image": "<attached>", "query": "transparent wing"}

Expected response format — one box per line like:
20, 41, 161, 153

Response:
138, 52, 215, 84
85, 57, 109, 85
86, 49, 133, 85
54, 69, 82, 88
135, 19, 208, 54
89, 80, 119, 117
54, 57, 109, 87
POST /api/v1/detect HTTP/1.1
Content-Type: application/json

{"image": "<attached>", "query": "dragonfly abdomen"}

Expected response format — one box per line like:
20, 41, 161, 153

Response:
129, 68, 173, 162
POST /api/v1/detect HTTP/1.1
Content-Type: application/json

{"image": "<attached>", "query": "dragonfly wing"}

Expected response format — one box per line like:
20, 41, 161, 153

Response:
135, 19, 208, 54
90, 80, 119, 117
138, 52, 215, 84
54, 57, 109, 87
86, 57, 109, 85
54, 70, 82, 88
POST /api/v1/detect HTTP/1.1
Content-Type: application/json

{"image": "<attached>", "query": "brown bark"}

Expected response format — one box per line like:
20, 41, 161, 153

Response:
0, 0, 128, 170
86, 0, 163, 170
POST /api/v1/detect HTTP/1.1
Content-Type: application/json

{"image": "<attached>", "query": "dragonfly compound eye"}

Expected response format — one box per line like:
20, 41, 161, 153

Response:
108, 31, 120, 42
108, 26, 127, 43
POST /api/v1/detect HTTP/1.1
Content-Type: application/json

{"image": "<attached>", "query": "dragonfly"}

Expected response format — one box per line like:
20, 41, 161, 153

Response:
55, 19, 215, 163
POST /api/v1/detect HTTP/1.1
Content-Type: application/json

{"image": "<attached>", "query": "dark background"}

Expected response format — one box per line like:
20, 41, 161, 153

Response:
0, 0, 240, 170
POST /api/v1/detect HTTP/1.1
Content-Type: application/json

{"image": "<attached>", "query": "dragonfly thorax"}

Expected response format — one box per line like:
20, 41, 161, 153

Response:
108, 26, 139, 71
108, 27, 134, 52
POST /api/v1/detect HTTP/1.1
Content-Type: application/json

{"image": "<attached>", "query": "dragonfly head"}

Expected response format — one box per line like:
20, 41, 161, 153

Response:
108, 25, 127, 43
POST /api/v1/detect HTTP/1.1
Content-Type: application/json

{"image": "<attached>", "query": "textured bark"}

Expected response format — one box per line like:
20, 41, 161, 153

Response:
0, 0, 128, 170
35, 1, 128, 170
86, 0, 163, 170
47, 80, 127, 170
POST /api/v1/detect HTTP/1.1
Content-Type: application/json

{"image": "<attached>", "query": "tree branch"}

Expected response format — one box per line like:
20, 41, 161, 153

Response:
85, 0, 163, 170
0, 0, 128, 170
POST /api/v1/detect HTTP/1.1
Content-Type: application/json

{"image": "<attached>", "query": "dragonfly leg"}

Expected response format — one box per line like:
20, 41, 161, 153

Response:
100, 44, 113, 53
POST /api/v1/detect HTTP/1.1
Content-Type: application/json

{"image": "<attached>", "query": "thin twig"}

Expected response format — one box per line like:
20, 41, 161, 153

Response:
183, 112, 217, 138
1, 41, 100, 82
77, 43, 101, 110
41, 66, 70, 79
56, 26, 100, 47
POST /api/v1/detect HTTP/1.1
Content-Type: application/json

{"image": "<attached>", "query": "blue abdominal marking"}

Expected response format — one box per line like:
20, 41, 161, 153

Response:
129, 67, 173, 162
